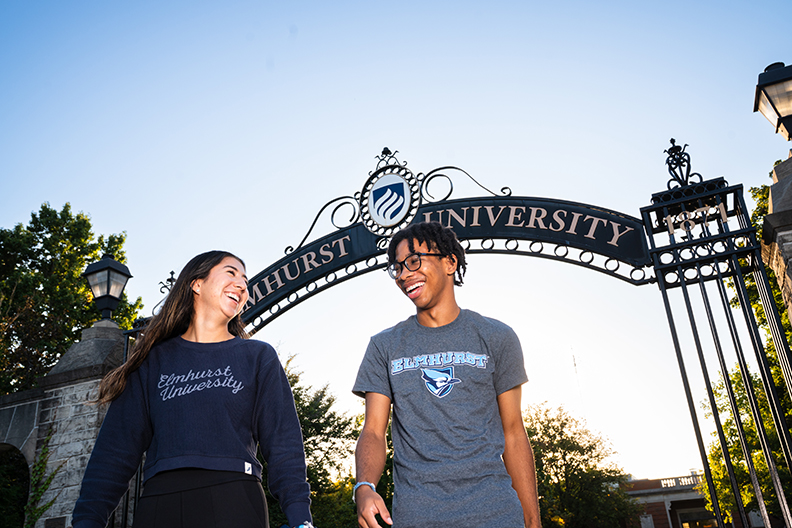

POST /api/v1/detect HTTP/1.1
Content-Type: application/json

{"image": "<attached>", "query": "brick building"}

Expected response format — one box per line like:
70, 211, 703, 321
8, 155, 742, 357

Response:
627, 473, 766, 528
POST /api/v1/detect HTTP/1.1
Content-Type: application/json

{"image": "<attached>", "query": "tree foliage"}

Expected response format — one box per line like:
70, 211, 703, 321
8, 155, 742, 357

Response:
261, 357, 359, 528
524, 403, 641, 528
0, 203, 142, 394
701, 165, 792, 522
704, 367, 792, 522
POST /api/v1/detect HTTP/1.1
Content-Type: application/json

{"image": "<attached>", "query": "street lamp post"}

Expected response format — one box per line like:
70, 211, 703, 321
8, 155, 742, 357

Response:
82, 254, 132, 321
754, 62, 792, 141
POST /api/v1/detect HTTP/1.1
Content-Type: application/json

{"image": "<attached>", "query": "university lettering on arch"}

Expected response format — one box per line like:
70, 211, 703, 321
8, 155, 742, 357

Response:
241, 195, 649, 327
247, 234, 352, 306
418, 197, 648, 267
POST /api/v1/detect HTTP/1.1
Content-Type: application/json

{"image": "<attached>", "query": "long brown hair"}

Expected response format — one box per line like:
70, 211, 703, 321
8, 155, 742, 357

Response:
96, 250, 249, 404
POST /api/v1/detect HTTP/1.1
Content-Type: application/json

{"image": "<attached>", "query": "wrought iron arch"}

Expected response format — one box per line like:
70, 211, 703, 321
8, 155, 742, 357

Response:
241, 153, 654, 334
240, 198, 653, 335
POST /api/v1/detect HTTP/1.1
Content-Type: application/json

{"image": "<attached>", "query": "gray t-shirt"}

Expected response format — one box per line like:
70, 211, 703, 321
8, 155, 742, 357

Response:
353, 309, 528, 528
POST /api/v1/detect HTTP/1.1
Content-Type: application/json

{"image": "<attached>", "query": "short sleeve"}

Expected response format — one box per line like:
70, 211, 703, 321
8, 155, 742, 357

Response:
352, 337, 392, 400
492, 324, 528, 395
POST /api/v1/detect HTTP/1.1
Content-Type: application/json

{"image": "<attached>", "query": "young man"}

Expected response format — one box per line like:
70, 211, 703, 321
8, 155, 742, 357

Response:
353, 222, 541, 528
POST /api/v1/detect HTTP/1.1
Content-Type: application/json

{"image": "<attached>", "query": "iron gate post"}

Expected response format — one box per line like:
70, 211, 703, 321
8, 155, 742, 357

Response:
641, 140, 792, 526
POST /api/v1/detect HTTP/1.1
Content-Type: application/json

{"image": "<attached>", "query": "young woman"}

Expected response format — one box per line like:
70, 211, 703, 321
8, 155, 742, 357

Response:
72, 250, 313, 528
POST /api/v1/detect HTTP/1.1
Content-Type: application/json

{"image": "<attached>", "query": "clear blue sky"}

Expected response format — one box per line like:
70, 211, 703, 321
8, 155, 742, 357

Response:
2, 0, 791, 479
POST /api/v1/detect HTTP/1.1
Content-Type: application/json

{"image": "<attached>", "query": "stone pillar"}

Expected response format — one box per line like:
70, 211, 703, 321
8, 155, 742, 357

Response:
761, 152, 792, 323
33, 320, 125, 528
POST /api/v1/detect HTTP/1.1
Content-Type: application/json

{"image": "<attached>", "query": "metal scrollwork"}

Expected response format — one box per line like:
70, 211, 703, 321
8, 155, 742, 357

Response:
420, 170, 454, 203
630, 268, 646, 282
285, 196, 360, 254
420, 166, 511, 203
283, 147, 516, 253
371, 147, 407, 173
150, 271, 177, 316
460, 237, 653, 286
159, 271, 176, 294
664, 138, 703, 190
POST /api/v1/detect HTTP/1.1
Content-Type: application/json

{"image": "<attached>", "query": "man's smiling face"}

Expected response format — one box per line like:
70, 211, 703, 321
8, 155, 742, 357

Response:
392, 239, 456, 313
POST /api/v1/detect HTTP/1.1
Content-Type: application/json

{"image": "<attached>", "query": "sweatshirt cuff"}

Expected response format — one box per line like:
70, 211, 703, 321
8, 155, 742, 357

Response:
283, 500, 312, 528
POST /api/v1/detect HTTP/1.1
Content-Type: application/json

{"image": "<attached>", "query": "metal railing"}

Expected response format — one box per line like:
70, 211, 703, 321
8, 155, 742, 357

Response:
661, 474, 704, 488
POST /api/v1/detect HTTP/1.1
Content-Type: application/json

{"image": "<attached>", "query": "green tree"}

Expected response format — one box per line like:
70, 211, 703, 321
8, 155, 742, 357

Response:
261, 357, 359, 528
700, 164, 792, 522
524, 403, 641, 528
308, 476, 356, 528
704, 367, 792, 522
0, 202, 142, 395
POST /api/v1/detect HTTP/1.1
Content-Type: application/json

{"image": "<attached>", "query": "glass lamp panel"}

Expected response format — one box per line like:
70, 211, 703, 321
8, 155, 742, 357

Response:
108, 269, 129, 298
86, 270, 109, 298
765, 79, 792, 118
758, 90, 781, 126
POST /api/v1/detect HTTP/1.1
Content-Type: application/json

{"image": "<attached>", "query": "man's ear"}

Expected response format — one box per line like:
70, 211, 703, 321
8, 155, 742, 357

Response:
445, 254, 458, 276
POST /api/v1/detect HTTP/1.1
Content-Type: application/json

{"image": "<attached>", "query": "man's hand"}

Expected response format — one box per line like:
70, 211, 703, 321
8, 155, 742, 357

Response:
356, 392, 394, 527
356, 485, 392, 527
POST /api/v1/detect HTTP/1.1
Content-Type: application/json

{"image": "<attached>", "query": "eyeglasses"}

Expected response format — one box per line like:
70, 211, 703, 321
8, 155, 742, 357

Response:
387, 253, 445, 280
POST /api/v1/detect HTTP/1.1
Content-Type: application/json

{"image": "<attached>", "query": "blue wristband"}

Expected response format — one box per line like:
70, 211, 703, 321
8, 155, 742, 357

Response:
353, 481, 377, 502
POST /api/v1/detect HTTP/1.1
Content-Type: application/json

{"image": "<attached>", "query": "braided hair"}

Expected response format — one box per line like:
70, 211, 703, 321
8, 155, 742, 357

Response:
387, 221, 467, 286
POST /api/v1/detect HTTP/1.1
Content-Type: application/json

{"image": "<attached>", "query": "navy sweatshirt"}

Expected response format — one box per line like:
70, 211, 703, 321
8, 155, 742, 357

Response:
72, 336, 311, 528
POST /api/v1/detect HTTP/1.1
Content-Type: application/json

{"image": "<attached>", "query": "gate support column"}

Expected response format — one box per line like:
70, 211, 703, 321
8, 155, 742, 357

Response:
761, 154, 792, 322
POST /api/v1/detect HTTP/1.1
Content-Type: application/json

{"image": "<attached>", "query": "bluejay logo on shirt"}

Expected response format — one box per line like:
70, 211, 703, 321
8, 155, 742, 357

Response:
421, 367, 461, 398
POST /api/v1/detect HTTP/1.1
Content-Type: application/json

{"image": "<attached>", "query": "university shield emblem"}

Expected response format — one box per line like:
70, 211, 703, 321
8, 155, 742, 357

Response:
369, 175, 409, 227
359, 154, 420, 236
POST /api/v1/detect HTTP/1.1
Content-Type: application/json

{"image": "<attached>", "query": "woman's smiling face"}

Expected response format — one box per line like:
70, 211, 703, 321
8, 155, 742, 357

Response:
193, 256, 249, 321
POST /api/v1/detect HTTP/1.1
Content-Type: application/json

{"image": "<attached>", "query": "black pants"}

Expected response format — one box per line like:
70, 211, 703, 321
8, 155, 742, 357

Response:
132, 468, 269, 528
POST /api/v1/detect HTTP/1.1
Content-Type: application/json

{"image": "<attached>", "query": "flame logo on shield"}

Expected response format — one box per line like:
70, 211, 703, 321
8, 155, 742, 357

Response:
373, 183, 405, 222
369, 175, 409, 227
